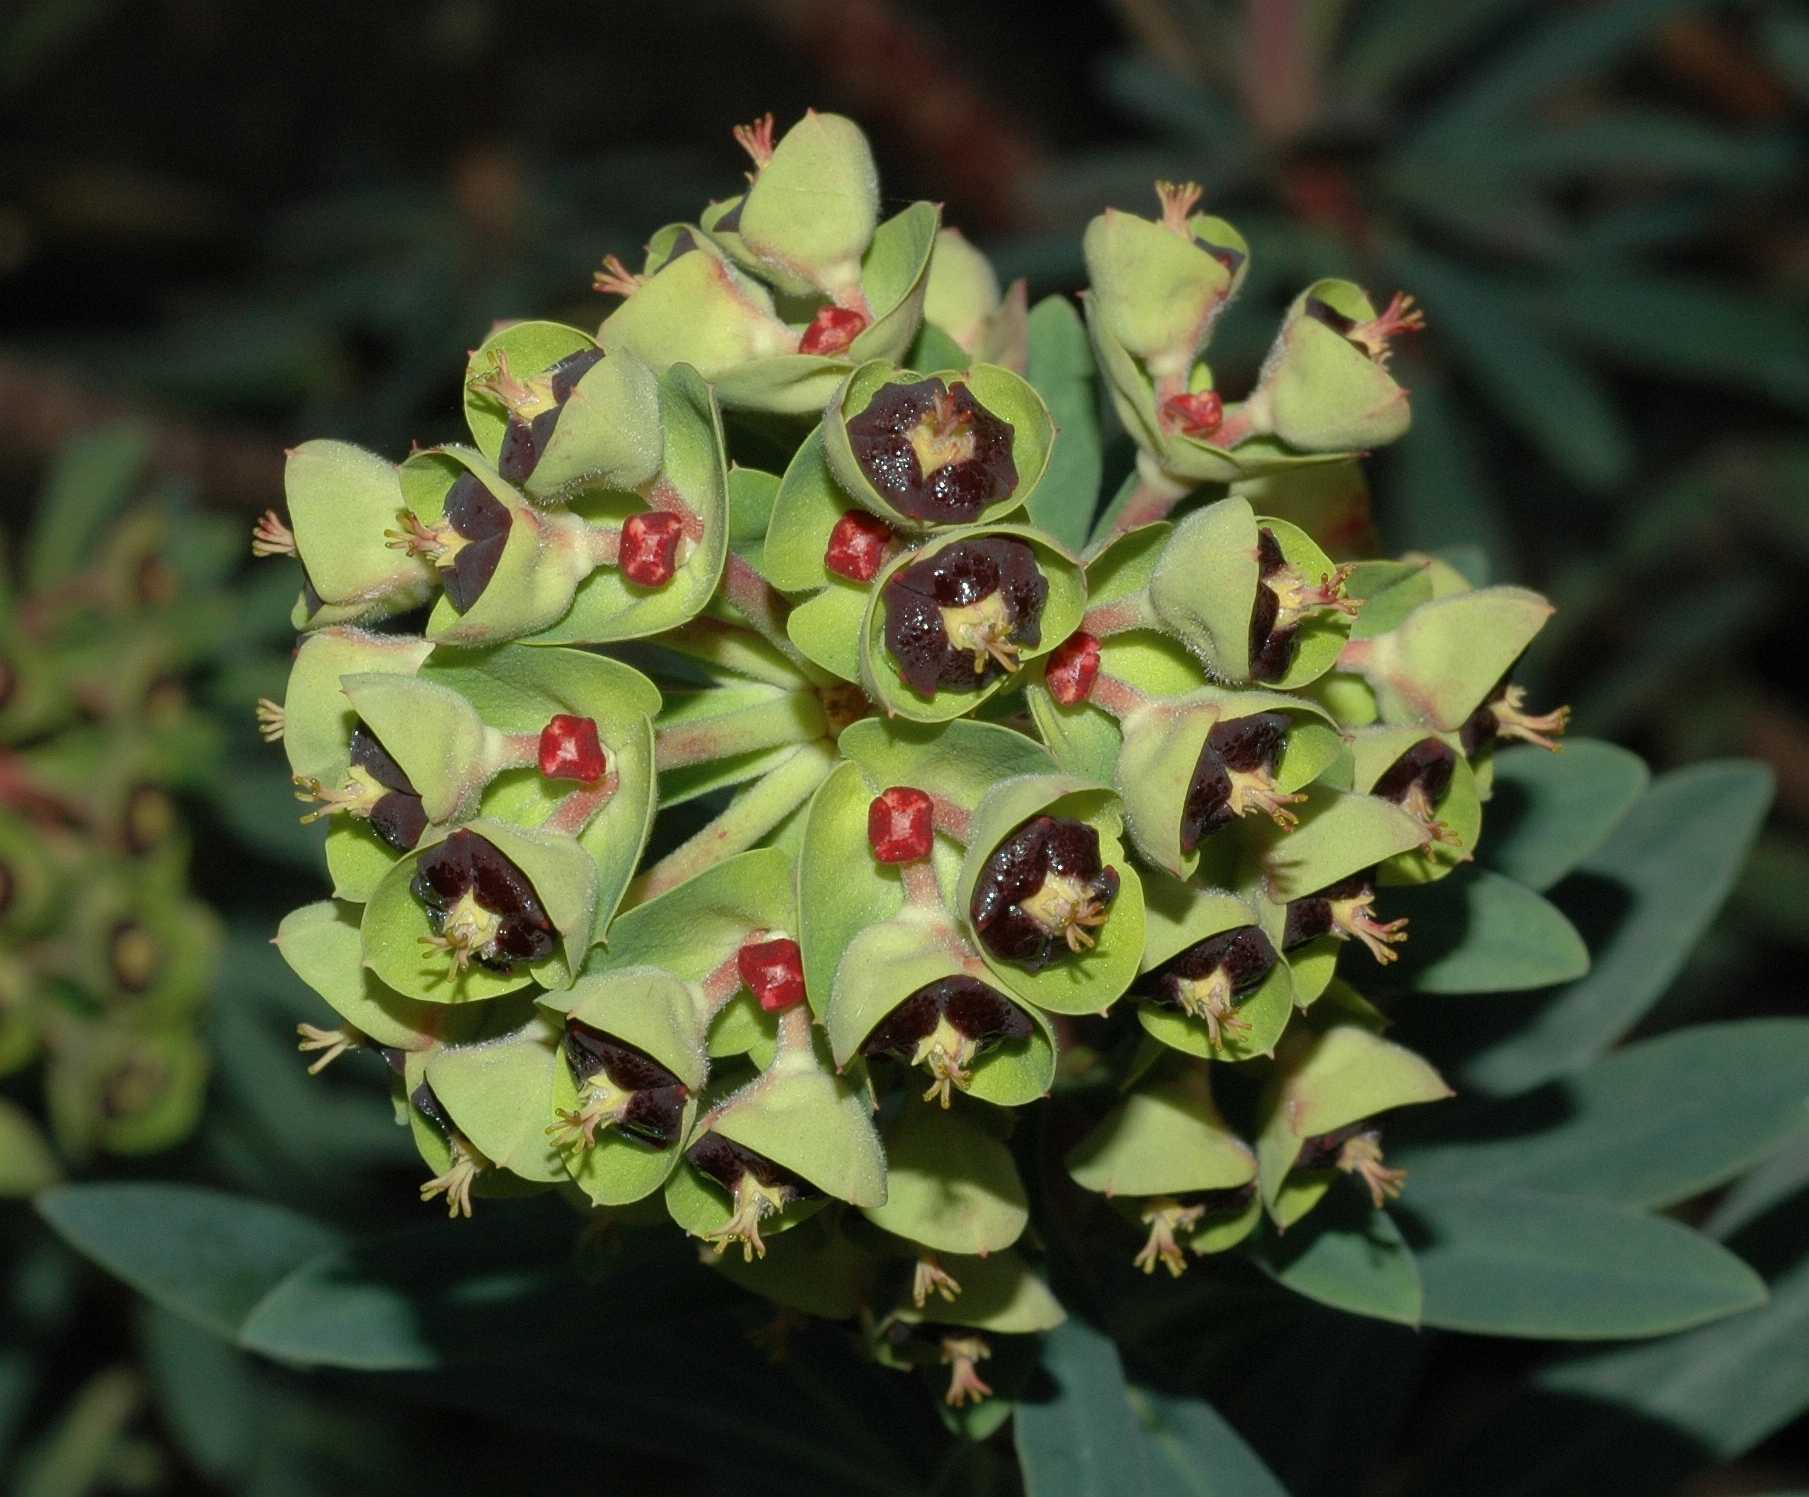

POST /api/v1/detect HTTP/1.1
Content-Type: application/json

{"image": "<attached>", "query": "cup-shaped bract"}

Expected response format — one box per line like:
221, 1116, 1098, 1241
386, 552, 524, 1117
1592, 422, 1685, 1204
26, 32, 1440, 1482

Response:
1255, 1020, 1452, 1228
862, 1101, 1029, 1257
956, 775, 1145, 1015
463, 323, 664, 502
825, 362, 1053, 533
1256, 280, 1417, 453
282, 441, 437, 628
1115, 688, 1341, 878
862, 526, 1084, 723
1134, 873, 1296, 1061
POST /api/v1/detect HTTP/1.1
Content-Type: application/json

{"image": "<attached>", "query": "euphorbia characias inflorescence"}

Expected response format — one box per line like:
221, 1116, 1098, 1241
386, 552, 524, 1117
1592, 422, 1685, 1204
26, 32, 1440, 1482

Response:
259, 111, 1578, 1410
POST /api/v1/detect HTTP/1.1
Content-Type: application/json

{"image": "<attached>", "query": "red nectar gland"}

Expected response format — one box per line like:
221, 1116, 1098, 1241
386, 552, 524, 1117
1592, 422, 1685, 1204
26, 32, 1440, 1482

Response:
621, 511, 686, 587
799, 305, 869, 357
538, 714, 608, 783
1043, 632, 1101, 705
824, 510, 894, 583
738, 937, 806, 1013
868, 786, 935, 864
1161, 390, 1224, 438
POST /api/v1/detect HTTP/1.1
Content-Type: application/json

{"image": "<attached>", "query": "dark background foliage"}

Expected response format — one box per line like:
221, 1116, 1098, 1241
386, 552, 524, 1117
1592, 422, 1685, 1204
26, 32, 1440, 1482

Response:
2, 1, 1806, 1493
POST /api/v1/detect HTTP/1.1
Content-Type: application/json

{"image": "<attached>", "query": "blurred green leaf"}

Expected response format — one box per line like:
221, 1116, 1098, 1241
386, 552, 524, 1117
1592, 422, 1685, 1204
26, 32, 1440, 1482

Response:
1416, 0, 1705, 141
1384, 245, 1632, 490
1532, 273, 1809, 408
1403, 1184, 1766, 1338
142, 1305, 260, 1483
1342, 0, 1536, 101
1377, 372, 1515, 566
1016, 1319, 1285, 1496
1465, 762, 1774, 1092
24, 423, 149, 592
12, 1366, 142, 1497
1479, 740, 1649, 891
1434, 1249, 1809, 1495
0, 1100, 59, 1196
37, 1184, 342, 1340
1377, 868, 1589, 994
1250, 1191, 1422, 1326
1401, 1021, 1809, 1207
1707, 1129, 1809, 1242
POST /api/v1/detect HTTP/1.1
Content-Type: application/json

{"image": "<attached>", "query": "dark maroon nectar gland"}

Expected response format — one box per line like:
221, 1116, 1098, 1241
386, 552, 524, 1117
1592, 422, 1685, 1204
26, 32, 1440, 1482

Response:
1372, 737, 1462, 845
882, 537, 1048, 698
293, 722, 429, 851
409, 829, 557, 974
1296, 1121, 1408, 1208
686, 1131, 822, 1261
549, 1019, 688, 1150
858, 974, 1034, 1106
969, 815, 1120, 970
1282, 872, 1409, 965
1249, 527, 1358, 682
387, 472, 511, 614
846, 378, 1018, 525
1180, 712, 1306, 852
470, 346, 605, 484
1460, 680, 1572, 755
1141, 926, 1278, 1048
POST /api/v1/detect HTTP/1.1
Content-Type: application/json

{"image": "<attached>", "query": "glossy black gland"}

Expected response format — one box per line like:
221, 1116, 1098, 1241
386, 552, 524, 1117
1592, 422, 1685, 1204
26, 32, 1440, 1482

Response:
440, 473, 511, 614
882, 536, 1047, 697
496, 348, 605, 483
410, 829, 556, 969
1181, 713, 1292, 852
562, 1019, 688, 1148
410, 1079, 454, 1136
1145, 926, 1278, 1009
846, 377, 1017, 524
1249, 527, 1298, 682
686, 1131, 820, 1201
348, 721, 428, 851
860, 975, 1033, 1062
969, 814, 1118, 970
1296, 1120, 1379, 1171
1303, 296, 1358, 342
1373, 736, 1456, 808
1281, 872, 1372, 950
1460, 678, 1515, 756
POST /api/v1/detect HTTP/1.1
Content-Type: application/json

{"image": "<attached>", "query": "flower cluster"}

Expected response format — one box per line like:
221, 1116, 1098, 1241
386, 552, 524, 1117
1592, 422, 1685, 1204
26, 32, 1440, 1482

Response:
1, 454, 224, 1172
261, 113, 1569, 1409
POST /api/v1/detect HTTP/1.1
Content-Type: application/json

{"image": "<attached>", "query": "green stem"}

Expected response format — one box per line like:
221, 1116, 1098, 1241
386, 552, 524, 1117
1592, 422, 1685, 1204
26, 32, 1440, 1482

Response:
627, 739, 837, 906
657, 617, 820, 690
721, 552, 834, 686
655, 689, 829, 771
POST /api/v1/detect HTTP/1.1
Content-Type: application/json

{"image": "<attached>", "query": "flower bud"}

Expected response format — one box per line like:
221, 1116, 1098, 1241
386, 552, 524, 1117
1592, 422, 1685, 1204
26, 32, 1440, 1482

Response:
1083, 182, 1246, 380
736, 112, 880, 305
